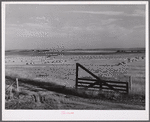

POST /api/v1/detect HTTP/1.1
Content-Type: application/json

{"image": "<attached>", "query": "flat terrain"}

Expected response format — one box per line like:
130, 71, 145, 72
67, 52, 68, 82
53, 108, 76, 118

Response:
5, 50, 145, 109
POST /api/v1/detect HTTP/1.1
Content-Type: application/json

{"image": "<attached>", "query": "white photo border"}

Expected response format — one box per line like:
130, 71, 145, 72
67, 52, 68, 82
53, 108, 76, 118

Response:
2, 1, 149, 121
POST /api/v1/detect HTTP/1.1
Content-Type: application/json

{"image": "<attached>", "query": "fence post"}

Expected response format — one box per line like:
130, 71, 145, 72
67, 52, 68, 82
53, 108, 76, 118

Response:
126, 82, 129, 94
76, 63, 78, 89
128, 76, 132, 91
126, 76, 132, 94
16, 78, 19, 92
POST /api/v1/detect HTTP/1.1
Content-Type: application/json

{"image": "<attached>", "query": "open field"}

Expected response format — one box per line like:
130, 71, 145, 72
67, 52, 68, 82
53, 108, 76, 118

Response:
5, 50, 145, 109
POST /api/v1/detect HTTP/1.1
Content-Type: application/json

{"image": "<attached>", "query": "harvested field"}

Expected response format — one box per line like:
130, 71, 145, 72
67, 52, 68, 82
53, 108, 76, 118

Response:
5, 51, 145, 109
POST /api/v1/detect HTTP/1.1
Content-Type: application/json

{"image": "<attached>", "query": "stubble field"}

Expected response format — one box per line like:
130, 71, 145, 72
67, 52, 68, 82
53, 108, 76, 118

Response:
5, 51, 145, 109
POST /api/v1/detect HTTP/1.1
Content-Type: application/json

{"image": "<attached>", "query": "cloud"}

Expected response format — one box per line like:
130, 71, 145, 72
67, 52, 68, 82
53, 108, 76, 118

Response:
100, 24, 133, 39
16, 29, 48, 38
23, 23, 53, 31
61, 25, 83, 34
65, 10, 124, 16
30, 16, 50, 23
7, 22, 50, 29
85, 25, 103, 32
60, 18, 120, 34
24, 23, 45, 28
65, 9, 145, 17
101, 18, 120, 25
131, 9, 145, 17
6, 22, 72, 38
133, 25, 145, 29
5, 14, 144, 44
120, 9, 145, 17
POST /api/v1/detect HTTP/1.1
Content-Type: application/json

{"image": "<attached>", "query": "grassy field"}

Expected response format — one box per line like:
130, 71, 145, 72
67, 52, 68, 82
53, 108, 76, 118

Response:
5, 50, 145, 109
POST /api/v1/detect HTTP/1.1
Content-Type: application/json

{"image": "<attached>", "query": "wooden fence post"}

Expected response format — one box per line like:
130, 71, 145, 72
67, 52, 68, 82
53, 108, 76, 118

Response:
10, 85, 13, 99
126, 82, 129, 94
127, 76, 132, 94
16, 78, 19, 92
128, 76, 132, 90
76, 63, 78, 89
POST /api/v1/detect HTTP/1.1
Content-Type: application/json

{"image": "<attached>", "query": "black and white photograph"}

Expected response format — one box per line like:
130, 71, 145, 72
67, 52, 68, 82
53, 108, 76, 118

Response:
2, 1, 149, 121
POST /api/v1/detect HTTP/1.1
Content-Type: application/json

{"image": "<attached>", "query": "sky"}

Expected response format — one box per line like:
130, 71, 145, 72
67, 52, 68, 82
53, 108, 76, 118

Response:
5, 4, 146, 50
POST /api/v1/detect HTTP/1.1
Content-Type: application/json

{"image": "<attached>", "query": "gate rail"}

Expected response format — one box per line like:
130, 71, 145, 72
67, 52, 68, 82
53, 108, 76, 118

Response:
76, 63, 129, 94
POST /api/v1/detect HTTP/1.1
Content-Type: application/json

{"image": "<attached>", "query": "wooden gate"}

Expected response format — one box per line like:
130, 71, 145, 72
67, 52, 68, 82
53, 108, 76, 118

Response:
76, 63, 129, 94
